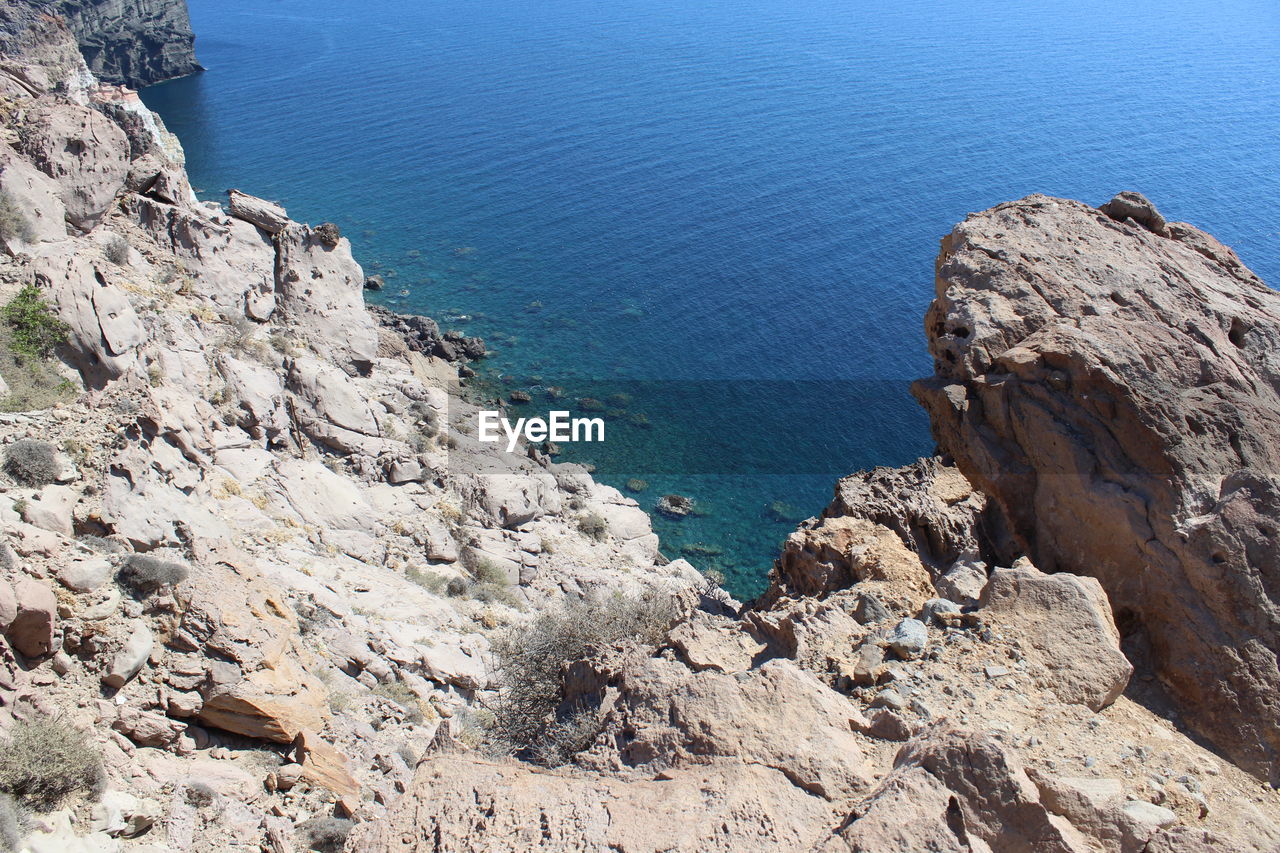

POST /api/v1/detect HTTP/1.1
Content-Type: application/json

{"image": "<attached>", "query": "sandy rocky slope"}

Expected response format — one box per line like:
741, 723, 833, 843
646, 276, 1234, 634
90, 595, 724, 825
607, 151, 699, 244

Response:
1, 6, 1280, 853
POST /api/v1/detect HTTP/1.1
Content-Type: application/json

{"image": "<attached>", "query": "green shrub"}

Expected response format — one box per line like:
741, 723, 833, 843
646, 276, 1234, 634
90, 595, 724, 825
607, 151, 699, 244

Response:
298, 816, 353, 853
2, 285, 68, 361
0, 190, 34, 245
0, 719, 103, 811
577, 512, 609, 542
116, 553, 189, 595
486, 591, 677, 764
3, 439, 58, 486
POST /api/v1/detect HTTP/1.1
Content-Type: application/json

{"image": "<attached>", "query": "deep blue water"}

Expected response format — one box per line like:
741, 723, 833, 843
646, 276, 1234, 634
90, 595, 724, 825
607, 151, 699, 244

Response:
143, 0, 1280, 598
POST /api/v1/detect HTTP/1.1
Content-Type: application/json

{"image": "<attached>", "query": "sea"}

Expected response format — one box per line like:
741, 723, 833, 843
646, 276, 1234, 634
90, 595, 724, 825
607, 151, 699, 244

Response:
141, 0, 1280, 599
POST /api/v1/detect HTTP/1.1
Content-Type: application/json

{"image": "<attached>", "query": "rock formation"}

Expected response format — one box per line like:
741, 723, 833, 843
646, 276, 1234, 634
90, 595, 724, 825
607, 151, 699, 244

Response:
914, 192, 1280, 782
1, 2, 1279, 851
53, 0, 200, 87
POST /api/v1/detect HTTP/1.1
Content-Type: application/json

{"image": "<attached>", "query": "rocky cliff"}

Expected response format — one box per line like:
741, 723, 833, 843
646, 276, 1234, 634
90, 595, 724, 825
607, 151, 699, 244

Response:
53, 0, 199, 87
1, 4, 1279, 852
0, 11, 705, 851
914, 192, 1280, 783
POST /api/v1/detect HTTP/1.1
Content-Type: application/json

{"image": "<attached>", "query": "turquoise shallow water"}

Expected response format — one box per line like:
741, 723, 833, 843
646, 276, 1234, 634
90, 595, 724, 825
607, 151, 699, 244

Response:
143, 0, 1280, 598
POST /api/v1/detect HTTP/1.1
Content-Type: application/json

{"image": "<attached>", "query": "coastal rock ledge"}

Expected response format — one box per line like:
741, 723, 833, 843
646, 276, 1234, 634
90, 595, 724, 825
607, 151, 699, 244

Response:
914, 191, 1280, 783
354, 193, 1280, 852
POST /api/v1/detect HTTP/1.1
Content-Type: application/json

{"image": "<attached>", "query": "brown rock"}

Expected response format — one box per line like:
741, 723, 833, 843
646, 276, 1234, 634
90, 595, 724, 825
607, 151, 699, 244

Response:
913, 192, 1280, 780
293, 729, 359, 799
574, 655, 872, 800
979, 562, 1132, 711
5, 578, 56, 658
347, 757, 837, 852
768, 516, 935, 614
833, 727, 1093, 852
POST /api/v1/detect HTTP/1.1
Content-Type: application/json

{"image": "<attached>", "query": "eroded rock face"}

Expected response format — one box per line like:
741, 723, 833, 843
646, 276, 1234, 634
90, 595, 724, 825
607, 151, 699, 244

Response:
16, 101, 130, 231
573, 654, 874, 800
829, 727, 1095, 853
53, 0, 200, 88
913, 192, 1280, 780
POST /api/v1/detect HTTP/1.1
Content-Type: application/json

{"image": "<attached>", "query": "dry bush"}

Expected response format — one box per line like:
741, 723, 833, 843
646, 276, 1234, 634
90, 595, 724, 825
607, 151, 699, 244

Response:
486, 591, 677, 764
0, 719, 103, 811
3, 439, 58, 486
116, 553, 189, 595
298, 815, 352, 853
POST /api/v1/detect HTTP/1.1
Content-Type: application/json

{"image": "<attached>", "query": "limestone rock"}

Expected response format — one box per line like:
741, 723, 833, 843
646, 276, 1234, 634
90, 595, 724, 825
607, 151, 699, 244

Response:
103, 621, 153, 688
33, 242, 144, 383
22, 484, 76, 536
198, 655, 327, 743
575, 655, 872, 800
286, 356, 386, 455
826, 457, 992, 570
0, 141, 67, 249
769, 515, 934, 613
979, 562, 1132, 711
913, 193, 1280, 776
275, 222, 378, 372
16, 101, 129, 230
227, 189, 288, 234
132, 195, 277, 319
833, 727, 1093, 852
886, 617, 928, 660
57, 556, 112, 592
293, 729, 360, 799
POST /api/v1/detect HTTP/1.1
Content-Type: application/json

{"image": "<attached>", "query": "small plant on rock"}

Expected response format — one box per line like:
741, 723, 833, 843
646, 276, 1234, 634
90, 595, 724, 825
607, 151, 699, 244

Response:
577, 512, 609, 543
103, 234, 130, 265
297, 816, 353, 853
116, 553, 189, 595
2, 284, 68, 360
3, 439, 58, 486
0, 718, 103, 811
0, 190, 34, 245
486, 591, 677, 764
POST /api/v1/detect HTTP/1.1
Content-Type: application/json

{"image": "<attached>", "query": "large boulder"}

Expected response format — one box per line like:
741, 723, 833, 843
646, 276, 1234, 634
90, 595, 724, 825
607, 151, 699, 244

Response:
275, 222, 378, 372
830, 727, 1094, 853
825, 457, 993, 571
15, 101, 129, 231
33, 240, 145, 385
0, 141, 67, 249
573, 655, 873, 800
5, 577, 56, 658
767, 515, 934, 615
131, 195, 277, 320
913, 193, 1280, 781
978, 562, 1132, 711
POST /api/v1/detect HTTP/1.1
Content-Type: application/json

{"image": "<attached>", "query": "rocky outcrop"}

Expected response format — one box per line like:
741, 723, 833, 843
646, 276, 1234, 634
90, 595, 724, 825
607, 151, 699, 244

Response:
978, 561, 1132, 711
914, 192, 1280, 781
53, 0, 200, 87
348, 757, 838, 852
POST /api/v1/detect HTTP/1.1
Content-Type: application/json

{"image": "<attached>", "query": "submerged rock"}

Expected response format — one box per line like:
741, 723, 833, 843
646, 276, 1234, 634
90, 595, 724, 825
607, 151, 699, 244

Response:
655, 494, 695, 519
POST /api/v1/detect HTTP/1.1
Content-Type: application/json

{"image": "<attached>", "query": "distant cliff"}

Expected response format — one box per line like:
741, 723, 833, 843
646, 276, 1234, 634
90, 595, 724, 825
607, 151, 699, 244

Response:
53, 0, 200, 87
